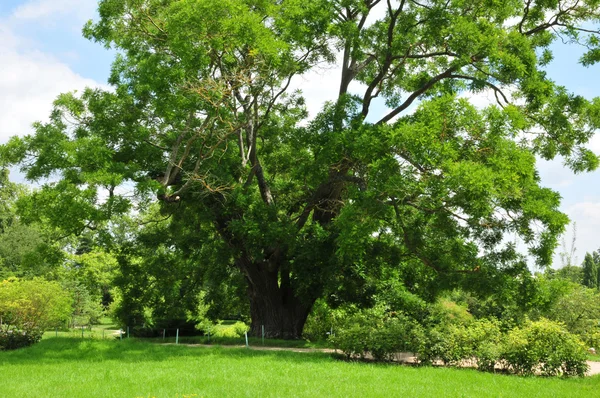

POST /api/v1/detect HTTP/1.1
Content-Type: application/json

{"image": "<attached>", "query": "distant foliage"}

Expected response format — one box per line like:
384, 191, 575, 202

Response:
302, 299, 337, 342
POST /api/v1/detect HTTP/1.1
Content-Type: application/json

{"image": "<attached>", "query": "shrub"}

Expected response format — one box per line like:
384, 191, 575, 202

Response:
0, 330, 42, 350
501, 319, 588, 377
231, 321, 249, 337
332, 322, 371, 359
416, 319, 501, 369
208, 321, 250, 338
0, 278, 72, 350
464, 319, 502, 372
330, 308, 423, 360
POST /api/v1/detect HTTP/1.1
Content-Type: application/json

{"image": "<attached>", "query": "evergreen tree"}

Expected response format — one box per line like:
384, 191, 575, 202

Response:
582, 253, 598, 289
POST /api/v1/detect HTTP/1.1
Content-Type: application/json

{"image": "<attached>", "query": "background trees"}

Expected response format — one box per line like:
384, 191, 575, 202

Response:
2, 0, 600, 338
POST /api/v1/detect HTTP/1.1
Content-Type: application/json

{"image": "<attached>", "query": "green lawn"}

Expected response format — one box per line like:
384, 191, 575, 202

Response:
169, 334, 330, 349
1, 338, 599, 397
42, 316, 120, 340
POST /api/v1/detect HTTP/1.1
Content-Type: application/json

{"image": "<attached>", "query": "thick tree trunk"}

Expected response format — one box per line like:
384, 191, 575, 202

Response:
240, 259, 314, 339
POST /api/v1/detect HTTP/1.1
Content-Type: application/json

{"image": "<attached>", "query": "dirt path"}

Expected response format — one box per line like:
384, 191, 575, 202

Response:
586, 361, 600, 376
171, 343, 600, 376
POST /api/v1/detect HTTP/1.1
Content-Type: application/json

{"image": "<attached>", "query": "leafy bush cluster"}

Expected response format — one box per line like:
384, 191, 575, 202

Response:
502, 320, 588, 376
330, 307, 424, 361
330, 309, 588, 377
0, 330, 42, 350
417, 319, 502, 372
0, 278, 72, 350
213, 321, 250, 338
197, 321, 250, 338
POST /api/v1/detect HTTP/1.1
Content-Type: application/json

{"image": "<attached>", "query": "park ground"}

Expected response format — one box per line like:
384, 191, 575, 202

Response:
2, 333, 600, 397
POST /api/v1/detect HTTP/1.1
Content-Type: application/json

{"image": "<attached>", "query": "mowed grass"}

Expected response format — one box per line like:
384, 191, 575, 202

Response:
1, 338, 600, 398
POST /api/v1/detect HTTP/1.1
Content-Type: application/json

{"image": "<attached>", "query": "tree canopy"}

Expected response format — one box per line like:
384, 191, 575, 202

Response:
2, 0, 600, 338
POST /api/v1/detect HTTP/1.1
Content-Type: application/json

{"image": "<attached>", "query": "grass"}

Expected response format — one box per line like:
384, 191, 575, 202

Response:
172, 334, 330, 349
1, 337, 600, 397
589, 353, 600, 361
42, 316, 120, 340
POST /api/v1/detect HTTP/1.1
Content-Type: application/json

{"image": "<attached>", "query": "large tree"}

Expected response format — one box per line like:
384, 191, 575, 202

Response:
2, 0, 600, 338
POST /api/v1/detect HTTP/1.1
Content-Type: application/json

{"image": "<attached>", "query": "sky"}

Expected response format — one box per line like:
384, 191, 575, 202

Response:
0, 0, 599, 269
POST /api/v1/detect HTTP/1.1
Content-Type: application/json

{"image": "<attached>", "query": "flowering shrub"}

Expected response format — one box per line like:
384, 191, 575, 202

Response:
0, 329, 43, 350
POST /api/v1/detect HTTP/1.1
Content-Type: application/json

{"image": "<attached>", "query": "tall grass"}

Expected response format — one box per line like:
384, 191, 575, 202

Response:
1, 338, 599, 397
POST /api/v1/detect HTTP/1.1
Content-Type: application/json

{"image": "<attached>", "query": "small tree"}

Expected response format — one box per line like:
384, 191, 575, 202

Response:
0, 278, 72, 349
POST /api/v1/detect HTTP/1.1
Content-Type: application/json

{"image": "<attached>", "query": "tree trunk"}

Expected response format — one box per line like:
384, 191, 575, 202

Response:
240, 259, 314, 339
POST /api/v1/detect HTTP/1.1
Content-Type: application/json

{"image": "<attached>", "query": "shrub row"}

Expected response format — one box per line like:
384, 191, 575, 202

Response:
331, 315, 588, 377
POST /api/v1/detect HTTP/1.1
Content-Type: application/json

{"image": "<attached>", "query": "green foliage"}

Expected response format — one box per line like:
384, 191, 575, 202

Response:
0, 329, 42, 350
206, 321, 250, 339
582, 253, 598, 289
0, 169, 23, 234
66, 248, 118, 305
501, 319, 588, 377
417, 319, 502, 372
0, 169, 64, 279
0, 278, 72, 349
548, 265, 583, 285
330, 306, 424, 360
330, 300, 588, 377
302, 299, 338, 342
62, 280, 105, 327
546, 284, 600, 346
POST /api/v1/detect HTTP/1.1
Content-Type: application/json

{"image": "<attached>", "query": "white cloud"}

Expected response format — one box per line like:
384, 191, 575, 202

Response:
588, 131, 600, 154
11, 0, 96, 22
0, 52, 100, 143
289, 62, 341, 121
560, 201, 600, 264
0, 1, 105, 144
569, 201, 600, 221
537, 158, 576, 189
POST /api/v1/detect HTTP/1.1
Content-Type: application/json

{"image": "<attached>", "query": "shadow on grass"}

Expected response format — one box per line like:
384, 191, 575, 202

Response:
0, 337, 335, 366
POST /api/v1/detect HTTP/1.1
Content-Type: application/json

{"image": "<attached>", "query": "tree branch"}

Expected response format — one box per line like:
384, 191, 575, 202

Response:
376, 66, 459, 124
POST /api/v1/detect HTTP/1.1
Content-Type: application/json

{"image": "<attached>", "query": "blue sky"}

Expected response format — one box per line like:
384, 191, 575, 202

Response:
1, 0, 599, 268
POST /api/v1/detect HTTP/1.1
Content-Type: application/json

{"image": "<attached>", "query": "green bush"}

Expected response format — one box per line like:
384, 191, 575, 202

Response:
416, 319, 502, 370
501, 319, 588, 377
208, 321, 250, 338
231, 321, 249, 337
465, 319, 502, 372
0, 330, 42, 350
330, 308, 423, 360
332, 323, 371, 359
0, 278, 72, 350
